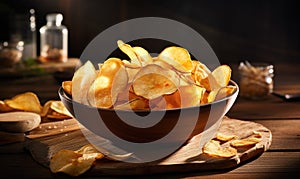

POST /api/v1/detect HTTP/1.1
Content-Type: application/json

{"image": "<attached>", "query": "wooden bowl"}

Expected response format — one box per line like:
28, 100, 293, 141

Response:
59, 81, 239, 146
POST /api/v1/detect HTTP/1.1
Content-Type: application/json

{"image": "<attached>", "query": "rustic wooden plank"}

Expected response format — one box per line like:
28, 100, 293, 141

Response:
0, 152, 299, 178
24, 117, 272, 176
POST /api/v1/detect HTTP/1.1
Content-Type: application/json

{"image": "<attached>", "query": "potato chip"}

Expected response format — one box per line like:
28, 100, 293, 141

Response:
211, 65, 232, 88
115, 98, 149, 110
4, 92, 42, 114
72, 60, 97, 105
207, 86, 237, 103
163, 85, 205, 109
40, 100, 55, 117
117, 40, 140, 66
62, 81, 72, 96
50, 101, 72, 117
132, 64, 180, 100
191, 60, 210, 85
0, 100, 14, 112
50, 150, 82, 175
214, 86, 237, 101
50, 144, 104, 176
200, 91, 209, 104
132, 46, 153, 66
203, 139, 237, 158
88, 58, 128, 108
76, 144, 105, 160
50, 149, 95, 176
215, 133, 237, 142
230, 131, 262, 148
158, 46, 193, 72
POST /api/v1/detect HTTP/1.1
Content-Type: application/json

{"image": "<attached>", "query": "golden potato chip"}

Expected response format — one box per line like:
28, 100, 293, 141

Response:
200, 91, 209, 105
215, 133, 237, 142
214, 86, 237, 101
4, 92, 42, 114
211, 65, 232, 88
50, 144, 104, 176
115, 98, 149, 110
200, 73, 220, 92
158, 46, 193, 72
132, 64, 179, 100
72, 60, 97, 105
230, 131, 262, 148
50, 149, 95, 176
50, 150, 82, 175
203, 139, 237, 158
50, 101, 72, 117
117, 40, 140, 66
88, 58, 128, 108
0, 100, 14, 112
191, 60, 210, 85
41, 100, 55, 117
163, 85, 205, 109
76, 144, 105, 160
62, 81, 72, 96
132, 46, 153, 66
207, 86, 237, 103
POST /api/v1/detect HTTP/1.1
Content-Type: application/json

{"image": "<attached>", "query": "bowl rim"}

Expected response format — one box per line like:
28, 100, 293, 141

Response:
59, 80, 239, 113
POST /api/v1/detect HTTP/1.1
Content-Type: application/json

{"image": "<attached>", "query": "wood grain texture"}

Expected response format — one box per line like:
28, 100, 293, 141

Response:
0, 111, 41, 133
24, 116, 272, 176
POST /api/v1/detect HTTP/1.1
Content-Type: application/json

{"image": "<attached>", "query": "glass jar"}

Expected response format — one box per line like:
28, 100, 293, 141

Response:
238, 61, 274, 99
0, 41, 24, 68
39, 13, 68, 63
9, 9, 37, 61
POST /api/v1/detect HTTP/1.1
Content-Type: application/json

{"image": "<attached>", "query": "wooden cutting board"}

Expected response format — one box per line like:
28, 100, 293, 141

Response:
24, 116, 272, 176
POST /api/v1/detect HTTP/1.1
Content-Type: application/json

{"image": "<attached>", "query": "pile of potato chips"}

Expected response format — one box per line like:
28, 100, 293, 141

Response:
202, 131, 263, 158
63, 40, 236, 110
0, 92, 72, 121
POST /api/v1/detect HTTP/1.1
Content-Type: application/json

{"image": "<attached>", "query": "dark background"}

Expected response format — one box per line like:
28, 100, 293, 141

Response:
0, 0, 299, 65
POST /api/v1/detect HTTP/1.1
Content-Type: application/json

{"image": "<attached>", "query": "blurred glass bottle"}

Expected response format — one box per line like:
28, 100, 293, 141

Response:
9, 9, 37, 61
39, 13, 68, 63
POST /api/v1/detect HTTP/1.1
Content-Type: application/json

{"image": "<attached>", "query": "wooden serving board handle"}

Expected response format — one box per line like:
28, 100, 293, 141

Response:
24, 116, 272, 176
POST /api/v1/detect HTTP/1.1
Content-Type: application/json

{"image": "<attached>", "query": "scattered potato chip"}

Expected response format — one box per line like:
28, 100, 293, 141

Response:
41, 100, 72, 120
158, 46, 193, 72
76, 144, 105, 160
50, 144, 104, 176
40, 100, 55, 117
4, 92, 42, 114
215, 133, 237, 142
132, 64, 179, 100
72, 60, 97, 105
50, 101, 72, 117
62, 81, 72, 96
0, 100, 14, 112
230, 131, 262, 148
203, 139, 237, 158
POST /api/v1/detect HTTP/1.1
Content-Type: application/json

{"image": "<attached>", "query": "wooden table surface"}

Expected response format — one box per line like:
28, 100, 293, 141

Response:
0, 62, 299, 178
